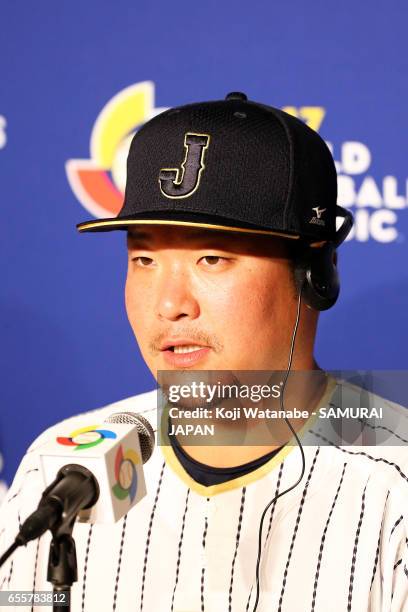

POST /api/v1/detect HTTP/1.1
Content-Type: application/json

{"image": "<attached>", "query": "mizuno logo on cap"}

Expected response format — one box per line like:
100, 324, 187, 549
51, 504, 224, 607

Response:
310, 206, 327, 226
312, 206, 326, 219
159, 132, 210, 199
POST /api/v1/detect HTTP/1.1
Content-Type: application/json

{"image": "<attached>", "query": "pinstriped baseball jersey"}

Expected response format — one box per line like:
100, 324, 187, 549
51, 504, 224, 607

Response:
1, 379, 408, 611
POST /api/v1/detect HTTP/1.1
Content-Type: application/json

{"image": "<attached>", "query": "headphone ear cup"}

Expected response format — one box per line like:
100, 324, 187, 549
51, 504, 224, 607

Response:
294, 243, 339, 311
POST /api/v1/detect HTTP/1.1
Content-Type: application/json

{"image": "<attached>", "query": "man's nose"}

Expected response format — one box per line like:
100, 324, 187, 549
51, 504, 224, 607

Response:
155, 268, 200, 322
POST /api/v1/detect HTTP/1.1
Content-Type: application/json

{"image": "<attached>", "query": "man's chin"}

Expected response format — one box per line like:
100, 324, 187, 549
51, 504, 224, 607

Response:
157, 369, 242, 404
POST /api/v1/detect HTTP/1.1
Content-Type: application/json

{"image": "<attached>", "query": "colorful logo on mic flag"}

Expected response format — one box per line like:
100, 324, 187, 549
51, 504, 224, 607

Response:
66, 81, 167, 219
112, 445, 140, 502
57, 425, 117, 450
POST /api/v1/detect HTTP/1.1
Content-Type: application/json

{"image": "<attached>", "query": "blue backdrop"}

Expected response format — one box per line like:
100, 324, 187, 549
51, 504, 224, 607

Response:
1, 1, 407, 490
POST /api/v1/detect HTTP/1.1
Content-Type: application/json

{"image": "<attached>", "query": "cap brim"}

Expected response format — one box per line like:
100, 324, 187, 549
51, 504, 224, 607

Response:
76, 211, 301, 240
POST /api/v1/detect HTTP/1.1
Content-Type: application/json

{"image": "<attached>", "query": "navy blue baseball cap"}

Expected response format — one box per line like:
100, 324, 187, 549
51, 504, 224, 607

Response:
77, 92, 352, 245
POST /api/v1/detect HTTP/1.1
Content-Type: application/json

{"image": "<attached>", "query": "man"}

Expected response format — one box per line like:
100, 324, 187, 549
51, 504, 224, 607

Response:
1, 92, 407, 611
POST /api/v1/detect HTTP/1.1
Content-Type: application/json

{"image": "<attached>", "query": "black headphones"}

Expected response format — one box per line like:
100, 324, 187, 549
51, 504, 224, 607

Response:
252, 205, 354, 611
293, 206, 354, 311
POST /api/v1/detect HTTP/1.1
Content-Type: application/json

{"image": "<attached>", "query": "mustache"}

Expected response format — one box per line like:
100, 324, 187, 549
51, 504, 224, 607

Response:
149, 329, 224, 354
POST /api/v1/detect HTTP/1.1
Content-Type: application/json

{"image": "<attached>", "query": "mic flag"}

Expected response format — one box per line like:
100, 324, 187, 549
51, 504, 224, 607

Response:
37, 412, 154, 524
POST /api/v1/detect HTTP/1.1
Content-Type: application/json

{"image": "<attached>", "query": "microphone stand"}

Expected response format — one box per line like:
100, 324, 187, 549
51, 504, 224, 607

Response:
44, 464, 99, 612
1, 464, 99, 612
47, 530, 77, 612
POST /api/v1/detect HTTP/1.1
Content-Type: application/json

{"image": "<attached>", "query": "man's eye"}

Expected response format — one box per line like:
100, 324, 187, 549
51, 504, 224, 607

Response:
132, 256, 154, 266
200, 256, 224, 266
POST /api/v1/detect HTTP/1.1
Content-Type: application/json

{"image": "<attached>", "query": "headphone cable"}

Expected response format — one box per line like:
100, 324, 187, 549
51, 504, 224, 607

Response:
252, 284, 306, 611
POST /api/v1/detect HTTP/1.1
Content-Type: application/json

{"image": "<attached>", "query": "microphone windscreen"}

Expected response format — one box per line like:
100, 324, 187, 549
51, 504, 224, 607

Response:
105, 412, 155, 464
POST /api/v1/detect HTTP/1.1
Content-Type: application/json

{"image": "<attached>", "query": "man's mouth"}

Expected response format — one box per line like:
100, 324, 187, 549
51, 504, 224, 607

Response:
167, 345, 206, 354
160, 340, 211, 366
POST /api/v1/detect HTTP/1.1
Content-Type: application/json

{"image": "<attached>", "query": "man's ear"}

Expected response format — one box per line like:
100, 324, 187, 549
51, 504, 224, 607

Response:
293, 243, 340, 311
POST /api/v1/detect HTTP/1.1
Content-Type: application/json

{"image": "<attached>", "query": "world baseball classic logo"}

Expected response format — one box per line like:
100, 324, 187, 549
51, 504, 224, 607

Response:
66, 80, 167, 219
112, 445, 141, 502
57, 425, 117, 450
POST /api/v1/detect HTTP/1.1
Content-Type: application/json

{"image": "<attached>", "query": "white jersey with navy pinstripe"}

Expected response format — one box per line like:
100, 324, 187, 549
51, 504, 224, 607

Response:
1, 379, 408, 611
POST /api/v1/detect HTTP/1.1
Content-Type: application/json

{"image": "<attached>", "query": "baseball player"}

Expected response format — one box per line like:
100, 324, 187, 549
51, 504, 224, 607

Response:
1, 92, 407, 611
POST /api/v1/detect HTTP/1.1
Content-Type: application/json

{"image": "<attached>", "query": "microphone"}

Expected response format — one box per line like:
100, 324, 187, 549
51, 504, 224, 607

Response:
0, 411, 155, 567
39, 410, 154, 525
105, 411, 155, 463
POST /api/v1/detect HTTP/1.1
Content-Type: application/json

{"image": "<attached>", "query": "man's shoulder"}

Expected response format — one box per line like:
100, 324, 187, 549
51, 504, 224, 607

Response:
314, 376, 408, 494
327, 377, 408, 455
27, 388, 158, 453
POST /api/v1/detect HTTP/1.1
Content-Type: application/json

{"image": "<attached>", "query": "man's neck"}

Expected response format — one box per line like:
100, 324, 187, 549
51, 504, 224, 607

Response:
177, 364, 328, 468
